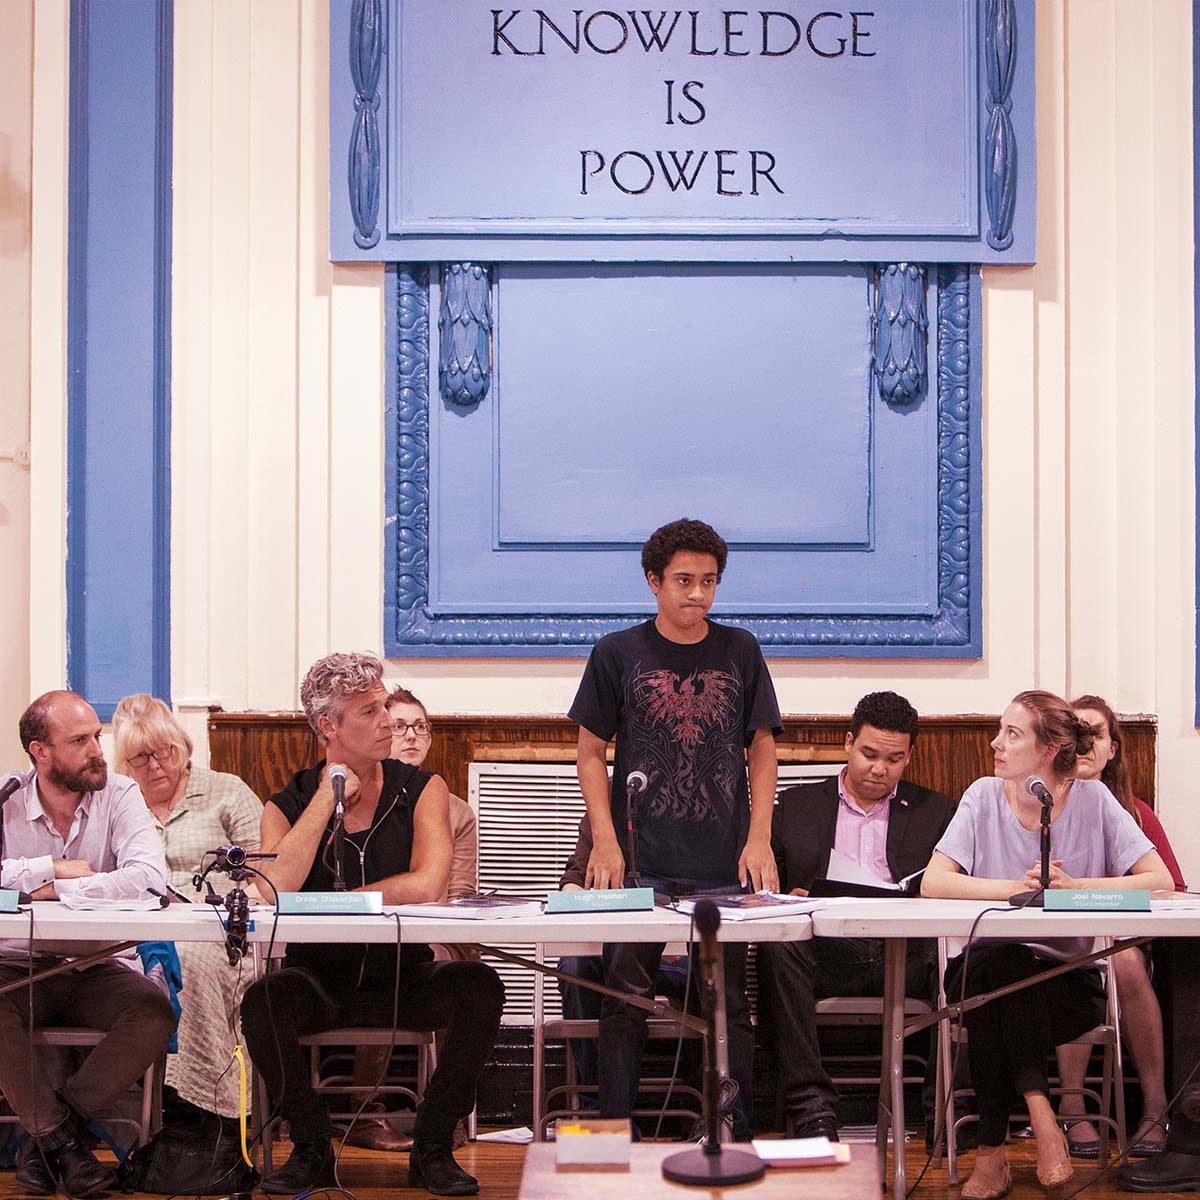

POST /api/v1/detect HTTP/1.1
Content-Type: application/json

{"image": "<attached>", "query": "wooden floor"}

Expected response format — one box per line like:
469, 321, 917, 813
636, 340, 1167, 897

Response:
0, 1137, 1183, 1199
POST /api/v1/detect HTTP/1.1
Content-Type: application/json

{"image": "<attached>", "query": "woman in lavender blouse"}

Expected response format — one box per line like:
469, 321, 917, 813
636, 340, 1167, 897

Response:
921, 690, 1172, 1200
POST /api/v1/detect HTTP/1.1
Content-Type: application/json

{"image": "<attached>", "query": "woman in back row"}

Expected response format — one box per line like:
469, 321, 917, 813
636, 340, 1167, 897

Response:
1055, 694, 1187, 1160
112, 694, 263, 1127
922, 690, 1173, 1198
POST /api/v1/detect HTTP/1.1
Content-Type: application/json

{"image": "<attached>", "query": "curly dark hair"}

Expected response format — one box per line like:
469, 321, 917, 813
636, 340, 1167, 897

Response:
641, 518, 728, 580
849, 691, 920, 745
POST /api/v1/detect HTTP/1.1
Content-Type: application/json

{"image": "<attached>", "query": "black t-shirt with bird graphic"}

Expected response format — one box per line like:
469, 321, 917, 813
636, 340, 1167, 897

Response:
569, 619, 782, 888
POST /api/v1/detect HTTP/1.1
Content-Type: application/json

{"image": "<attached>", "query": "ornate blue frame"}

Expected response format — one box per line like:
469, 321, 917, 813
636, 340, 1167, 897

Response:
383, 265, 982, 658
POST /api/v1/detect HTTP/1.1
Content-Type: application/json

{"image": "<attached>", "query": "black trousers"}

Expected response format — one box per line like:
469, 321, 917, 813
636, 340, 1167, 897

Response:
240, 959, 504, 1146
944, 943, 1102, 1147
1161, 936, 1200, 1154
756, 936, 938, 1128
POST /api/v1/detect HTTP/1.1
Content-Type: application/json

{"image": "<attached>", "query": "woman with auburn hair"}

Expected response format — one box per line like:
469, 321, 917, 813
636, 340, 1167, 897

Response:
112, 694, 263, 1125
1055, 695, 1185, 1159
922, 690, 1173, 1198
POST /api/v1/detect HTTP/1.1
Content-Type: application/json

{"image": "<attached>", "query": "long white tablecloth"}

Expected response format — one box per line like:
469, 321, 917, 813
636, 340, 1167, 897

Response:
11, 893, 1197, 1192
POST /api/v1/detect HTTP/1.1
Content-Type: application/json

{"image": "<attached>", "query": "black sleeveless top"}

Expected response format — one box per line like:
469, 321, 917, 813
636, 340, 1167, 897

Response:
269, 758, 435, 987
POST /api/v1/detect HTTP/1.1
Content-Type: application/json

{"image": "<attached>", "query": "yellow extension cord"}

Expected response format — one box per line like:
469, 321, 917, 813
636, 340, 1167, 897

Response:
232, 1044, 253, 1168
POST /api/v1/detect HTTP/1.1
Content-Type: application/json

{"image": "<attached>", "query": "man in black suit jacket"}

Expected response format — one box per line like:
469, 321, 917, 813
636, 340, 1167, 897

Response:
757, 691, 954, 1140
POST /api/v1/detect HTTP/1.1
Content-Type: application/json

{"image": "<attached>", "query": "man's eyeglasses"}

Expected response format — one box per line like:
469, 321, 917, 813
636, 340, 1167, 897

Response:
127, 746, 175, 768
391, 720, 431, 737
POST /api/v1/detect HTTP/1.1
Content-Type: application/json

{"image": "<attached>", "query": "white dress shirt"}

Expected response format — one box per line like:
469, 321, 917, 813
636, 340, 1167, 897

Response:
0, 770, 167, 959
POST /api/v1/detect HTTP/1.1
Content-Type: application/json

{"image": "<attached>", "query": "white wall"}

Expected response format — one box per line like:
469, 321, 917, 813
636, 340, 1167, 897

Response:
21, 3, 1200, 869
0, 0, 35, 768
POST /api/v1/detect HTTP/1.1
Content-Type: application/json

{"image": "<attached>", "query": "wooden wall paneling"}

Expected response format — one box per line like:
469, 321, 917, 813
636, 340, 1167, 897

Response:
208, 712, 317, 803
209, 712, 1157, 811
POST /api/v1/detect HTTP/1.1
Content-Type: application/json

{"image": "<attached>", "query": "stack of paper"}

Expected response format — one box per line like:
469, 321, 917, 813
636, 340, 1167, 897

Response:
555, 1118, 631, 1166
673, 892, 821, 921
390, 895, 544, 919
750, 1137, 851, 1167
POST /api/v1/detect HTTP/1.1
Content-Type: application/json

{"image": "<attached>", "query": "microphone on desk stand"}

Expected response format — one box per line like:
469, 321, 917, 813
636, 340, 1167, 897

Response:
328, 764, 349, 892
196, 843, 278, 966
625, 770, 648, 888
661, 899, 766, 1187
0, 771, 33, 901
1008, 775, 1055, 908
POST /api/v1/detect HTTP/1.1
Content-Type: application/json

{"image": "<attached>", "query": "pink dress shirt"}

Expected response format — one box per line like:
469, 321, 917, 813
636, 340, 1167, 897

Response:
832, 767, 897, 885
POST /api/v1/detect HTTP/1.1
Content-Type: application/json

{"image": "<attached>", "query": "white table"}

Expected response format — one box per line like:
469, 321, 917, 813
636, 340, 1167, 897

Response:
811, 897, 1200, 1194
0, 902, 813, 948
0, 901, 813, 1143
519, 1142, 876, 1200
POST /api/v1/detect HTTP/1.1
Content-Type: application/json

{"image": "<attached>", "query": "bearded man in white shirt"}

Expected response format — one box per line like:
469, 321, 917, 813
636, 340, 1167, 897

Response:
0, 690, 173, 1197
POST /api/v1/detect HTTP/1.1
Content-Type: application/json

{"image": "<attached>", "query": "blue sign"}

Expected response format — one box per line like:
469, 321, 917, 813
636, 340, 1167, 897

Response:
330, 0, 1035, 262
1043, 890, 1152, 913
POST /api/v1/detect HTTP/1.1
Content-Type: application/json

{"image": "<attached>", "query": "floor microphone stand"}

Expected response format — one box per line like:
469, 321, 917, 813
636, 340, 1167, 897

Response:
661, 903, 764, 1186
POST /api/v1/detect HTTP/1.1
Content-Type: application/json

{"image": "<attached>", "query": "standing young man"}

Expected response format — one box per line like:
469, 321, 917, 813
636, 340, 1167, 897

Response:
569, 518, 781, 1138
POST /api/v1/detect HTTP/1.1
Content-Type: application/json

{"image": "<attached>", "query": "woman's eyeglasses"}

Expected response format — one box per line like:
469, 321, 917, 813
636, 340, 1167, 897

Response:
391, 720, 431, 737
127, 746, 175, 768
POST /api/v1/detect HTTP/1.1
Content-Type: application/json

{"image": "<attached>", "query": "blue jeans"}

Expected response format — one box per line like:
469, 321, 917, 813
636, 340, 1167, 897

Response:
597, 875, 753, 1139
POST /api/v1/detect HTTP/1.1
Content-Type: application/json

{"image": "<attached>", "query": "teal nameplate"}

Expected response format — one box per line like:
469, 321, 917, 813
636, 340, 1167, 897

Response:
278, 892, 383, 915
1044, 889, 1151, 912
546, 887, 655, 914
0, 890, 21, 913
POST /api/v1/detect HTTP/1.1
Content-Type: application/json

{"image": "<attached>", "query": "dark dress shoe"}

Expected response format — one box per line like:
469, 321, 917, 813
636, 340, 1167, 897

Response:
408, 1141, 479, 1196
339, 1115, 414, 1152
14, 1139, 58, 1196
1117, 1150, 1200, 1192
792, 1115, 839, 1141
49, 1136, 115, 1197
261, 1137, 336, 1195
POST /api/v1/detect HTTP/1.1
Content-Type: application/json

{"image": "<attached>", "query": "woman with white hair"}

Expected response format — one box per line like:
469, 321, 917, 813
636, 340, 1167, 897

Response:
112, 693, 263, 1124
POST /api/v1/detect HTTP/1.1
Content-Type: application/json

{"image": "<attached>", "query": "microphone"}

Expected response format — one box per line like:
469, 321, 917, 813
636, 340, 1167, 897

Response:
693, 898, 721, 990
328, 763, 349, 892
662, 897, 765, 1187
0, 772, 28, 807
0, 771, 31, 899
625, 770, 648, 888
329, 763, 348, 816
1009, 777, 1056, 907
1025, 775, 1053, 808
